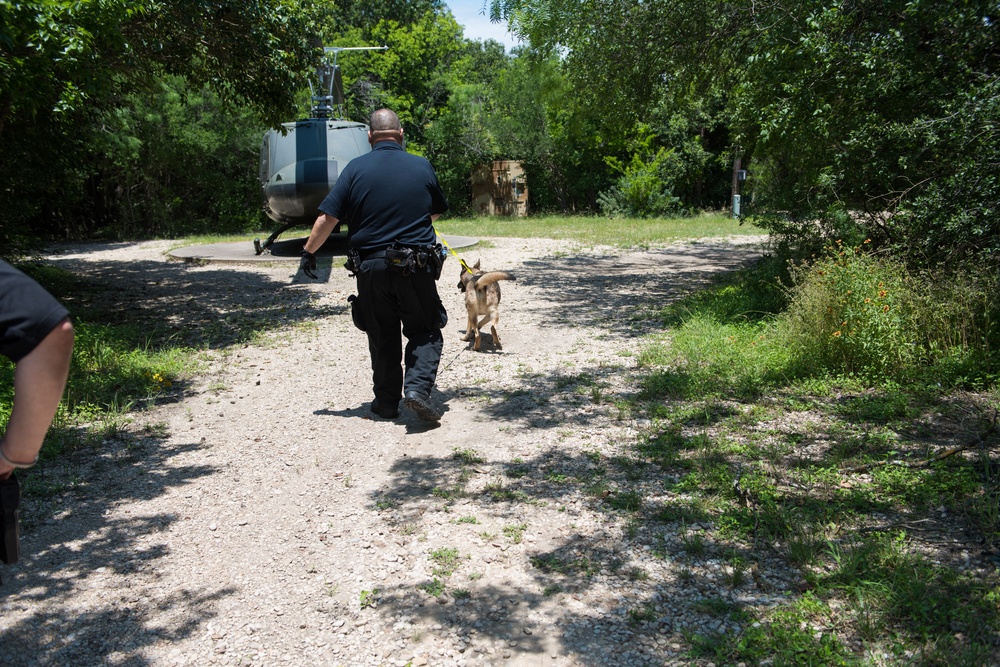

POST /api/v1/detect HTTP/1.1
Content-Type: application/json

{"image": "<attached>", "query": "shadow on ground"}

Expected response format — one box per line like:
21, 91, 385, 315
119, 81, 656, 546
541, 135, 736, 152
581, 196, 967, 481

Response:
515, 242, 763, 337
0, 431, 226, 666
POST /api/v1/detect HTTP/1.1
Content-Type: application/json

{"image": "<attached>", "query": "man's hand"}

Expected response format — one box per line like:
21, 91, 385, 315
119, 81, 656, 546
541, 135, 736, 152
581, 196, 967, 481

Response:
300, 250, 318, 279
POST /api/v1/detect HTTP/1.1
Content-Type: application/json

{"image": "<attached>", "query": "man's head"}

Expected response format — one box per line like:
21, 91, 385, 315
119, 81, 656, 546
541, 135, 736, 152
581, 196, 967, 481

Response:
368, 108, 403, 146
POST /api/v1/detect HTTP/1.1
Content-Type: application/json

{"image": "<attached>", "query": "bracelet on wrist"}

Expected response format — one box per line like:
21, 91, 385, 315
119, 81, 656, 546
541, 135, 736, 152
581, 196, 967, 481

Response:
0, 446, 38, 469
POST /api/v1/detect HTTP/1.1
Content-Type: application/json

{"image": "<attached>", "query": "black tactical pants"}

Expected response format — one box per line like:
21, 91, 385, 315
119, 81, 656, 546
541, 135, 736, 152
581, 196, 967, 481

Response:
355, 256, 446, 407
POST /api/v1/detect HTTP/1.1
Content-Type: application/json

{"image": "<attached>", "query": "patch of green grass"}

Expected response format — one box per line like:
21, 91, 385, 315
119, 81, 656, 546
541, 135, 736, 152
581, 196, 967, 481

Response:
689, 597, 744, 618
419, 578, 445, 597
680, 531, 706, 557
610, 455, 648, 481
654, 498, 711, 525
436, 213, 764, 247
359, 588, 379, 609
453, 448, 485, 465
506, 464, 529, 479
502, 523, 527, 544
374, 497, 397, 511
785, 527, 827, 566
554, 372, 597, 390
692, 592, 859, 665
638, 316, 794, 401
626, 604, 657, 625
605, 490, 643, 512
431, 485, 464, 500
429, 547, 463, 577
834, 390, 916, 424
544, 470, 572, 483
820, 533, 1000, 653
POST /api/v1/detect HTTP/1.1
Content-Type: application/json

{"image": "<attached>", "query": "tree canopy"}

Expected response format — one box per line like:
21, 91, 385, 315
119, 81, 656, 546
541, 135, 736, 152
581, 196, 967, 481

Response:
491, 0, 1000, 261
2, 0, 998, 264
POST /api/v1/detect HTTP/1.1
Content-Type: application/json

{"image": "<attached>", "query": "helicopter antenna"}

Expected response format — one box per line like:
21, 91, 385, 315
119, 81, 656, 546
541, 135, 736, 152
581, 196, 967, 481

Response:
310, 45, 388, 119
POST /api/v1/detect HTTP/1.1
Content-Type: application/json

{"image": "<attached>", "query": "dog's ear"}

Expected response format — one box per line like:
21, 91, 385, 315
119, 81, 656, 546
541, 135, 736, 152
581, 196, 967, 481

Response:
473, 259, 481, 270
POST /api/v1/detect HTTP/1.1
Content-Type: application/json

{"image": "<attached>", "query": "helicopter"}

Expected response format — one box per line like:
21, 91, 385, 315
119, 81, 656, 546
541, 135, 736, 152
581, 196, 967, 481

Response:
254, 45, 388, 255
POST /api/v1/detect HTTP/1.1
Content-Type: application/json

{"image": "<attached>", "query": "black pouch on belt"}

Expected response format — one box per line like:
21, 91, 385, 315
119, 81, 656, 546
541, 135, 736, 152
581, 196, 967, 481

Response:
385, 243, 415, 275
0, 472, 21, 565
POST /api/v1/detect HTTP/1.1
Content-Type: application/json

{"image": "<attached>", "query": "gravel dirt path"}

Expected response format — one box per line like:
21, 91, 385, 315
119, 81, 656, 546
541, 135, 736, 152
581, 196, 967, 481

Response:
0, 235, 770, 667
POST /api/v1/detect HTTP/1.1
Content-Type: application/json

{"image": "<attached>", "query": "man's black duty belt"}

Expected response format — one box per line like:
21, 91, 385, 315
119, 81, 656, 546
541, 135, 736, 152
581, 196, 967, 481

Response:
358, 248, 387, 261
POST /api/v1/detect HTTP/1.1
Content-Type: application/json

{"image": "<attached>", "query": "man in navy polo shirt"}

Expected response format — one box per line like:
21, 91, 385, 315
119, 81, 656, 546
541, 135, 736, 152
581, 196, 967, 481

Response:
301, 108, 449, 422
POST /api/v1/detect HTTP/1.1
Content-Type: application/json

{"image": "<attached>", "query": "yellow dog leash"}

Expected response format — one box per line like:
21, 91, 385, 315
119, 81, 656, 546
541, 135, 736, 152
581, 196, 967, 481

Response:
435, 231, 475, 274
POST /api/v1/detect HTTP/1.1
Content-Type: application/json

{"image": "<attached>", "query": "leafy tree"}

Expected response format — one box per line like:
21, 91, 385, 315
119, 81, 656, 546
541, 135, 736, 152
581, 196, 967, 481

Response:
422, 41, 510, 213
323, 0, 445, 30
487, 0, 735, 215
88, 76, 264, 238
0, 0, 320, 252
492, 0, 1000, 260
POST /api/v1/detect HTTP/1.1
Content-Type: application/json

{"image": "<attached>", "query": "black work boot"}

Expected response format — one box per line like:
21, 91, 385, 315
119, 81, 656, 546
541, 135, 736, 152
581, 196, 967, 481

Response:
404, 391, 442, 422
370, 399, 399, 419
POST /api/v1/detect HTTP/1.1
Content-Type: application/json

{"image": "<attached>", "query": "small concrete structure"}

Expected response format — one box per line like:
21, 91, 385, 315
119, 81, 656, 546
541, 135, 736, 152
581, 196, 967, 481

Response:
168, 233, 479, 264
471, 161, 528, 216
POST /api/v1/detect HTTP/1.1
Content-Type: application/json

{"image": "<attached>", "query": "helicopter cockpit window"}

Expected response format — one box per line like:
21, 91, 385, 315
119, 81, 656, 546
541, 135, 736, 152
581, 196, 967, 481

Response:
328, 125, 369, 159
260, 136, 271, 183
271, 127, 298, 170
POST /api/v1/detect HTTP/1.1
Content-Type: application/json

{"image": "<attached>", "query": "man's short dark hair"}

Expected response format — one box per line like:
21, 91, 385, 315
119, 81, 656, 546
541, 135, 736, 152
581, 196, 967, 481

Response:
370, 109, 402, 133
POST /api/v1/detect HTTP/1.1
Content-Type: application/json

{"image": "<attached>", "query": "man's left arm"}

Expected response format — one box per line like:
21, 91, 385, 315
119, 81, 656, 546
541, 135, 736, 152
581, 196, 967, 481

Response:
303, 213, 340, 255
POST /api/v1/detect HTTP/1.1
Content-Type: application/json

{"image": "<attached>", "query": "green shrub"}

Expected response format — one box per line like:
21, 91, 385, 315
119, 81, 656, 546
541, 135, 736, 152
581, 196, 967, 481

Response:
776, 242, 919, 378
776, 243, 999, 385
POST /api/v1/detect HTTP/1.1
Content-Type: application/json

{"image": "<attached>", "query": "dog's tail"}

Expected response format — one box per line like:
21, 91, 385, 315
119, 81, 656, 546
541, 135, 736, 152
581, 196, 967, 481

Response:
471, 271, 515, 288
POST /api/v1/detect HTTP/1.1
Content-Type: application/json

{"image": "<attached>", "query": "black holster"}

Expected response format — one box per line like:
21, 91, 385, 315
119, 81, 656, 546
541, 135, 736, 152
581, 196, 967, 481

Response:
0, 473, 21, 565
428, 243, 445, 280
344, 248, 362, 276
347, 294, 366, 331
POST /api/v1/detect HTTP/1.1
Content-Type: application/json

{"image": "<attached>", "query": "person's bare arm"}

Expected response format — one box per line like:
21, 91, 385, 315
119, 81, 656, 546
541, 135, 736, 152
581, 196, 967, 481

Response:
303, 214, 340, 254
0, 318, 74, 478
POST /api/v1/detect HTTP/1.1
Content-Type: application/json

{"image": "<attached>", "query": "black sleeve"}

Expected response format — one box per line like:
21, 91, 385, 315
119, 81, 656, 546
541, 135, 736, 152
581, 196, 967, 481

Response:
0, 260, 71, 363
428, 169, 449, 216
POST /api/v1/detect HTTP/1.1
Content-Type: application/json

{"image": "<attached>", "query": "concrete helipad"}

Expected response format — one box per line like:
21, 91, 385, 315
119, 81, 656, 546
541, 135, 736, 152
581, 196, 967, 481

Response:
168, 233, 479, 263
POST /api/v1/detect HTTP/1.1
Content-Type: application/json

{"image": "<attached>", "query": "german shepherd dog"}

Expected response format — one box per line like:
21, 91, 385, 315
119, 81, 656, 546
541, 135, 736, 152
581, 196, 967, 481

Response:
457, 260, 516, 351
